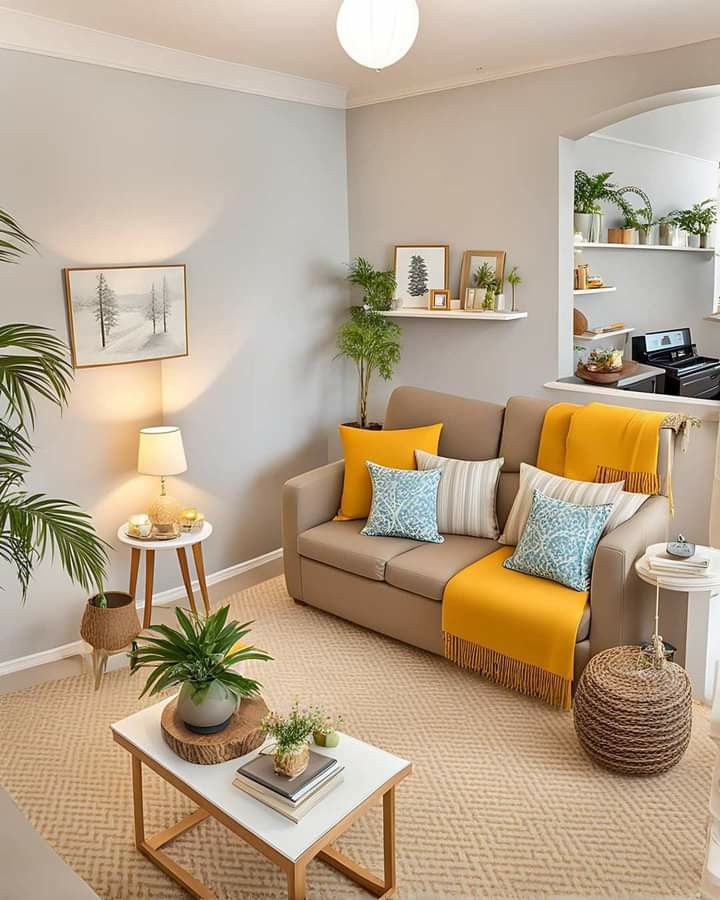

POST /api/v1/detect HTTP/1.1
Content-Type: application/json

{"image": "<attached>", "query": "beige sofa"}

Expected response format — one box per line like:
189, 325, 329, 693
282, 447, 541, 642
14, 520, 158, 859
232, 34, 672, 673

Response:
282, 387, 670, 684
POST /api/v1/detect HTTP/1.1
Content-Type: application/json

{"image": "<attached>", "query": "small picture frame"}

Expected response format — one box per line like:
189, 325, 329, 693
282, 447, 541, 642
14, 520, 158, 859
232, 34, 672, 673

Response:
463, 288, 476, 311
428, 288, 451, 311
458, 250, 506, 305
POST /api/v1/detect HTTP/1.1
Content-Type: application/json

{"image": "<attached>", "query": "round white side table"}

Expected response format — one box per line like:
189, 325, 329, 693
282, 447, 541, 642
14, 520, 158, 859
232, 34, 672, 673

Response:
635, 542, 720, 665
117, 521, 213, 628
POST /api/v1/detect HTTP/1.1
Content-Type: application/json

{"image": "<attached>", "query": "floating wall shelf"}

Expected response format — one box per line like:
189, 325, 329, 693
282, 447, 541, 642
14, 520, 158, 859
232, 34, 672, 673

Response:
574, 327, 635, 342
574, 242, 714, 253
574, 287, 616, 295
378, 309, 527, 321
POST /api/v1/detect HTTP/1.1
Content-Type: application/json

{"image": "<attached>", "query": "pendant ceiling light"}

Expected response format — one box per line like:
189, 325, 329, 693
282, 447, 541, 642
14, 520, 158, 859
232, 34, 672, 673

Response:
336, 0, 420, 71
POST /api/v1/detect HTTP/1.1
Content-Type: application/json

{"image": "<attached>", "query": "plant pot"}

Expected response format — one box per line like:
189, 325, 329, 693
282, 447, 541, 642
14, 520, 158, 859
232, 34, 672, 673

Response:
675, 230, 688, 248
313, 729, 340, 748
700, 233, 711, 249
80, 592, 140, 651
573, 213, 594, 242
607, 228, 624, 244
494, 292, 506, 311
637, 227, 653, 245
658, 224, 674, 246
687, 233, 701, 249
273, 743, 310, 777
621, 228, 637, 245
176, 679, 239, 734
590, 212, 603, 243
341, 421, 382, 430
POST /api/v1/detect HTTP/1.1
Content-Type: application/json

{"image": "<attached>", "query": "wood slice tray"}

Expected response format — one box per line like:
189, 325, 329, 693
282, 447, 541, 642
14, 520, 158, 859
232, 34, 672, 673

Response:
575, 361, 638, 384
161, 695, 269, 765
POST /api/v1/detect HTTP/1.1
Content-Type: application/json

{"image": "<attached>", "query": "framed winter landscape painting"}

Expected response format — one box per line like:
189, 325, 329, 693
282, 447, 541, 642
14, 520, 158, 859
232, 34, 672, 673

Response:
394, 244, 449, 309
63, 265, 188, 368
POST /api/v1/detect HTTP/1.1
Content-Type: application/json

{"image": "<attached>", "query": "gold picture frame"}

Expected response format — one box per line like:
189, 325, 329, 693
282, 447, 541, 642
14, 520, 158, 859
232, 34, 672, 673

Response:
458, 250, 506, 308
64, 264, 189, 369
428, 288, 451, 311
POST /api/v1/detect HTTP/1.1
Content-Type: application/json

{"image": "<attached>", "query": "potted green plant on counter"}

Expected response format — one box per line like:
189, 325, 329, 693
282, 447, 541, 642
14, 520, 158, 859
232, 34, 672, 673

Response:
336, 306, 401, 429
129, 606, 272, 734
347, 256, 397, 311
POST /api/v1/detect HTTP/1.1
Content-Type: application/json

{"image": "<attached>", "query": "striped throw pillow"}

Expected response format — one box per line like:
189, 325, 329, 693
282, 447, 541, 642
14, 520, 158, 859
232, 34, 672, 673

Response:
415, 450, 503, 539
499, 463, 625, 546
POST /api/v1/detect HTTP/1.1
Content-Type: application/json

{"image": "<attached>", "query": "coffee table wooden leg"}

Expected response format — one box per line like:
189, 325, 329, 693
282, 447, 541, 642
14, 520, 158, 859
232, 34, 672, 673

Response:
383, 786, 397, 895
191, 543, 211, 616
128, 547, 140, 600
132, 757, 145, 849
176, 548, 198, 615
288, 864, 306, 900
143, 549, 155, 629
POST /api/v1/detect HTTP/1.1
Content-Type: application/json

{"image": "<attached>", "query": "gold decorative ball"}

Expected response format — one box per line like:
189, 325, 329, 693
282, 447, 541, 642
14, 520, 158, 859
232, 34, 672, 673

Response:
148, 494, 182, 526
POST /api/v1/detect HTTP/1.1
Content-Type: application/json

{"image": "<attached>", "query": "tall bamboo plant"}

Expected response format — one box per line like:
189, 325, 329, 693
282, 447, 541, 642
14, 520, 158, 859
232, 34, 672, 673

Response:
0, 208, 108, 601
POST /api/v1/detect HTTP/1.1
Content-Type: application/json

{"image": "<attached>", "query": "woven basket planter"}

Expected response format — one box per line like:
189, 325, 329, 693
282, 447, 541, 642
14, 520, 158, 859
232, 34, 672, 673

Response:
574, 645, 692, 776
80, 592, 141, 652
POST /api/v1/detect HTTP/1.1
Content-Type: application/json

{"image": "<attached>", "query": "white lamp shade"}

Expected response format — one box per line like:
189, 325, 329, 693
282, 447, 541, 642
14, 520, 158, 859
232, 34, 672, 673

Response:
137, 426, 187, 476
336, 0, 419, 70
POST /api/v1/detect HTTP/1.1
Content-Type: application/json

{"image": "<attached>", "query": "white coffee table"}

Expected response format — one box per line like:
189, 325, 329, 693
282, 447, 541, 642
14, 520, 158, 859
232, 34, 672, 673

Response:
111, 698, 412, 899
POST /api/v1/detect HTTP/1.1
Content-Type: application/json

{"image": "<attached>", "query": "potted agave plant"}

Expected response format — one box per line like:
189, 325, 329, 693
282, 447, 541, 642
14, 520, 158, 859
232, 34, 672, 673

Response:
129, 606, 272, 734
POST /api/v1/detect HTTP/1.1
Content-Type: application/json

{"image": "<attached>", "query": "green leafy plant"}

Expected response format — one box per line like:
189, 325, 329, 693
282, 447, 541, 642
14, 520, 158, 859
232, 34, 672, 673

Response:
574, 170, 622, 214
0, 208, 109, 602
675, 199, 717, 236
507, 266, 523, 311
472, 262, 497, 310
346, 257, 397, 311
262, 700, 327, 761
336, 307, 401, 428
129, 605, 271, 701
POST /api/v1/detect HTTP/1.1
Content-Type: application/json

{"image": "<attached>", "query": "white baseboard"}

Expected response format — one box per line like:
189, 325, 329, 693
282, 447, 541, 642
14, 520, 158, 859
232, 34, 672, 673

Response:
0, 548, 283, 679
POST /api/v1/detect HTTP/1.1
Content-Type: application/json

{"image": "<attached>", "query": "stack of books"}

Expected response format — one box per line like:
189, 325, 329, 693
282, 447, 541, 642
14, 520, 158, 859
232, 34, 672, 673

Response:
648, 551, 711, 578
233, 749, 343, 822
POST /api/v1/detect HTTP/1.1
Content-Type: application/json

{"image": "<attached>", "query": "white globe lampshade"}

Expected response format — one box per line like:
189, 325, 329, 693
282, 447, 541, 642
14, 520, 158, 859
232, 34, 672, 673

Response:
336, 0, 420, 70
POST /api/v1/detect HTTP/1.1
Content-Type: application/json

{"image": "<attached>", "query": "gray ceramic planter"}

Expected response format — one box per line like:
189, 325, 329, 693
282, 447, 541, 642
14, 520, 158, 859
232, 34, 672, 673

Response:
176, 680, 239, 734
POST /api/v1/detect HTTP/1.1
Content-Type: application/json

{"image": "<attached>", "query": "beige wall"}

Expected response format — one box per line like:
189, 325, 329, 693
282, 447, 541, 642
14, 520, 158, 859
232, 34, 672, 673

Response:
0, 48, 349, 663
346, 38, 720, 541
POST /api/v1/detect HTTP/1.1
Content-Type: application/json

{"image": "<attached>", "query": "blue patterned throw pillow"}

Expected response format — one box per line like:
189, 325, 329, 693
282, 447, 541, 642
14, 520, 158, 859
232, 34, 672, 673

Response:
503, 489, 612, 591
361, 461, 444, 543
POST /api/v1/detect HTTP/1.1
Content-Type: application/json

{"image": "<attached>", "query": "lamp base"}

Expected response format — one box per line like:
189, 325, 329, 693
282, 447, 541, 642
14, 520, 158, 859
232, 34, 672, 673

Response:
148, 493, 182, 528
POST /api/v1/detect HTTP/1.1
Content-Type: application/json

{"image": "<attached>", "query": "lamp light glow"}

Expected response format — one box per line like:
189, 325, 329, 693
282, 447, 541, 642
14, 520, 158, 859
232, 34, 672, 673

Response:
336, 0, 419, 71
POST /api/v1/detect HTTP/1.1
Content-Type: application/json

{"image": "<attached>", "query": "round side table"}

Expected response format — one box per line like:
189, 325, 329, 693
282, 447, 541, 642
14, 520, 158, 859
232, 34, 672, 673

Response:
117, 521, 213, 628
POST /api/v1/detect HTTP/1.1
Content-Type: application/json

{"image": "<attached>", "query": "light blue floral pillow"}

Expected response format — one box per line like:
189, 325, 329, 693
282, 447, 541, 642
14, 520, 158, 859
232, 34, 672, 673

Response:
361, 461, 444, 543
503, 489, 612, 591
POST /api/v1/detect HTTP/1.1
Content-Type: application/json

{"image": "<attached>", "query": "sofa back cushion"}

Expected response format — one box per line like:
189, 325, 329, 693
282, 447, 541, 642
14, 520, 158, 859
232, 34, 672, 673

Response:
385, 387, 504, 460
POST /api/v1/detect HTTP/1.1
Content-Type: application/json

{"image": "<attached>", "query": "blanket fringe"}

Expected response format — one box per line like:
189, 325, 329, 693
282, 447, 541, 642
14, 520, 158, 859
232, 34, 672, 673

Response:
595, 465, 659, 496
443, 632, 572, 710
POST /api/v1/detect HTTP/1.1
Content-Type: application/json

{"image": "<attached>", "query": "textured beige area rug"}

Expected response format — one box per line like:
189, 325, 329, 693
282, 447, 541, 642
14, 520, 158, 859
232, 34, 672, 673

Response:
0, 576, 713, 899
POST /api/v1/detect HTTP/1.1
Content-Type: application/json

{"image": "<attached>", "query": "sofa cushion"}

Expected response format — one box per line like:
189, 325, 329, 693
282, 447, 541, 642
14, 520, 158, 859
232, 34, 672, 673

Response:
385, 535, 501, 602
298, 519, 420, 581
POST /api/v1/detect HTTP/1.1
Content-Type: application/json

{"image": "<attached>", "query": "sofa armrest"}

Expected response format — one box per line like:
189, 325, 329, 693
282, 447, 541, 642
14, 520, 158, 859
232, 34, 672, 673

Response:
589, 494, 667, 656
282, 460, 344, 600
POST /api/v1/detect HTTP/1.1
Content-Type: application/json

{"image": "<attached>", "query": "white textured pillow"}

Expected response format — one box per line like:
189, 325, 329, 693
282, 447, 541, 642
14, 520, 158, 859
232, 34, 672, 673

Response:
605, 490, 650, 533
499, 463, 625, 546
415, 450, 503, 539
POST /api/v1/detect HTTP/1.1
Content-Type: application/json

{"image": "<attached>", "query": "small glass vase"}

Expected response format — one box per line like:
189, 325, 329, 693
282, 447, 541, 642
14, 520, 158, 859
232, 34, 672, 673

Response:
273, 743, 310, 777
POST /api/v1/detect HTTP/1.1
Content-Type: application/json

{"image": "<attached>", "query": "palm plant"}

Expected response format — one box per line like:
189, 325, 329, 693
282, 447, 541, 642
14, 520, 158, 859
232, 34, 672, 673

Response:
507, 266, 523, 311
129, 605, 272, 701
347, 257, 397, 311
0, 208, 109, 601
336, 307, 401, 428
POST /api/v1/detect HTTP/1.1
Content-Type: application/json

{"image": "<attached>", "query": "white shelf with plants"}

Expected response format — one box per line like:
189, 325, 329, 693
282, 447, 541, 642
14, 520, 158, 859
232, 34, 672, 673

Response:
378, 308, 527, 321
574, 327, 634, 342
574, 242, 714, 253
573, 286, 617, 295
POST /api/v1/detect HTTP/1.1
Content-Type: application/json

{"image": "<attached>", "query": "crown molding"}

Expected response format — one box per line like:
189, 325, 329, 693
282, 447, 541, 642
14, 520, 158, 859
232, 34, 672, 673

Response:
0, 6, 347, 109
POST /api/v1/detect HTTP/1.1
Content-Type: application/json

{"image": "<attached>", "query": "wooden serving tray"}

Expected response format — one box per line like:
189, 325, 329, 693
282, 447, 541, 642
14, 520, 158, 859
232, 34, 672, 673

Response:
161, 695, 269, 764
575, 361, 638, 384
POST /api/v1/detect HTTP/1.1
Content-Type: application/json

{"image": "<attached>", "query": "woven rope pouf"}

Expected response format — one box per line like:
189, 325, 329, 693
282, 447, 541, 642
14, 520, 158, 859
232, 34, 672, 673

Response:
574, 645, 693, 776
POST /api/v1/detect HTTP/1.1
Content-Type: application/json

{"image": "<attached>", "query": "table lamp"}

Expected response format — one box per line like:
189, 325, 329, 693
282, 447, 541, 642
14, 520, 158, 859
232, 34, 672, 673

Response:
137, 426, 187, 536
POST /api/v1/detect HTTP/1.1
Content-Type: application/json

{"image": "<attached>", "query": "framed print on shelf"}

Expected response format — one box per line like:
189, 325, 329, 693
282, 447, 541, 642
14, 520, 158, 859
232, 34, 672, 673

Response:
394, 244, 449, 309
458, 250, 506, 309
64, 264, 188, 369
428, 288, 451, 311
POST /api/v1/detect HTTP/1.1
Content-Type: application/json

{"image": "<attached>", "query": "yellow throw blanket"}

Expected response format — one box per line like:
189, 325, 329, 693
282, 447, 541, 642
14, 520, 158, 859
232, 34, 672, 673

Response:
443, 548, 586, 710
442, 401, 666, 710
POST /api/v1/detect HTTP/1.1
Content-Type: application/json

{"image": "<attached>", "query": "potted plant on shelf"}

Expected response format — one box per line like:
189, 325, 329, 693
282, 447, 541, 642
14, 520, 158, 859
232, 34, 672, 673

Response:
473, 262, 498, 310
346, 256, 397, 311
0, 207, 109, 606
675, 200, 717, 248
336, 306, 401, 430
507, 266, 523, 311
658, 212, 682, 247
262, 700, 327, 777
573, 170, 625, 242
129, 606, 272, 734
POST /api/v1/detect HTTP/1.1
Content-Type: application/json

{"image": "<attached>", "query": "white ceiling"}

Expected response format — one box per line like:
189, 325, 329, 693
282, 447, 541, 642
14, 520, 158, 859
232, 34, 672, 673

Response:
5, 0, 720, 107
598, 97, 720, 162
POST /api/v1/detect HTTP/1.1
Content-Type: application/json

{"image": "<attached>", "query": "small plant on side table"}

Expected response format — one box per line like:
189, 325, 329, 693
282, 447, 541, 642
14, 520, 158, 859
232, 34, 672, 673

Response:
262, 700, 332, 777
313, 710, 344, 748
129, 606, 272, 734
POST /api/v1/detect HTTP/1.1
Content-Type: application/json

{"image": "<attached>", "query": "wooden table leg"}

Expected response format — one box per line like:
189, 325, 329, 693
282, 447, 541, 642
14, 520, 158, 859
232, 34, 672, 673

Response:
176, 548, 198, 615
143, 549, 156, 629
128, 547, 140, 600
132, 757, 145, 849
191, 543, 211, 616
383, 787, 396, 895
288, 864, 306, 900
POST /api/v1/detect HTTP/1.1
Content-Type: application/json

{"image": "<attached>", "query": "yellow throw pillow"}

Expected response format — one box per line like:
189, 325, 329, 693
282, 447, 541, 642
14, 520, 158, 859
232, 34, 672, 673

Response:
337, 423, 443, 520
